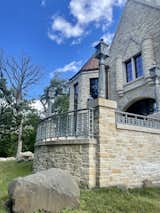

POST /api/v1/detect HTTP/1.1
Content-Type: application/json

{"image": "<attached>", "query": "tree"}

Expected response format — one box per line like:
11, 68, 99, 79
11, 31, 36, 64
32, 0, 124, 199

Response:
41, 76, 69, 114
0, 54, 41, 159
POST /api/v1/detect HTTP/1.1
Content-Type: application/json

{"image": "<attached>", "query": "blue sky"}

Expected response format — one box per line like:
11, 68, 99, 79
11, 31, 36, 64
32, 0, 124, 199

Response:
0, 0, 125, 100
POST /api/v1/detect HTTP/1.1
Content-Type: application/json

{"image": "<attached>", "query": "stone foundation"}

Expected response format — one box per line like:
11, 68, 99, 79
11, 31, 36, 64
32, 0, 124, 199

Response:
34, 139, 97, 188
34, 99, 160, 188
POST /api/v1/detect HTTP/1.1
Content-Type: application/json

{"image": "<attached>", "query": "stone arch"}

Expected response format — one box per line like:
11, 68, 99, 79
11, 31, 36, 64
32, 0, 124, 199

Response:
123, 97, 156, 115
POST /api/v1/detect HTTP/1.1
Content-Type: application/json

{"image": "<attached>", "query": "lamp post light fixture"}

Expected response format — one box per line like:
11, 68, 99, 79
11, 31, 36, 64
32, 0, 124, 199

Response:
95, 39, 109, 98
47, 86, 55, 115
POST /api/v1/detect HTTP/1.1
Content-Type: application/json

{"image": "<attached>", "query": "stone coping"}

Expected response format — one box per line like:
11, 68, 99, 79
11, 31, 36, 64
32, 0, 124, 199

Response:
35, 138, 97, 147
117, 123, 160, 134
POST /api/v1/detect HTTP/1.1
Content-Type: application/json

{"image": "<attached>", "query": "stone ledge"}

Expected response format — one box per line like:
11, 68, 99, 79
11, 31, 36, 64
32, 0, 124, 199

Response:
117, 123, 160, 135
35, 138, 97, 147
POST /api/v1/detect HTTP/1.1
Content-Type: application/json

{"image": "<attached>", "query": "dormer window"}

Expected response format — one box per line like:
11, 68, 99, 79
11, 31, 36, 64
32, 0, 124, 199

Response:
125, 52, 144, 83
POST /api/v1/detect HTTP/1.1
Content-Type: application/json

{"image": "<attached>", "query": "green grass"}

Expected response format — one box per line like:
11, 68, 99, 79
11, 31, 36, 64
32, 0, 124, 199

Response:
0, 160, 32, 212
0, 161, 160, 213
63, 187, 160, 213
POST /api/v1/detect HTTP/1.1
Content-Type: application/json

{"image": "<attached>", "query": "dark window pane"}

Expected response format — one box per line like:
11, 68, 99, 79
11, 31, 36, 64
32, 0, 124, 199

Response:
74, 83, 78, 110
90, 78, 98, 99
134, 54, 144, 78
125, 59, 133, 82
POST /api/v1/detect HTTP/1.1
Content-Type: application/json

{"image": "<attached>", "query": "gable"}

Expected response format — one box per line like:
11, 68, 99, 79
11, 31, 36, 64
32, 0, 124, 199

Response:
123, 37, 141, 60
109, 0, 160, 61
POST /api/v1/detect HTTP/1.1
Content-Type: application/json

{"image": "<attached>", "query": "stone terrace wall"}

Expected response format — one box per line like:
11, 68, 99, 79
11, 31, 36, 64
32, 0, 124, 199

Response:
95, 98, 160, 188
34, 98, 160, 188
33, 139, 97, 188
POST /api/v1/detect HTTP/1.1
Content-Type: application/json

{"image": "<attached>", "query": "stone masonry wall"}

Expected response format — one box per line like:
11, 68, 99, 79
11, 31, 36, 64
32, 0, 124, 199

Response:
34, 140, 97, 188
34, 98, 160, 189
69, 70, 98, 111
108, 0, 160, 110
95, 98, 160, 188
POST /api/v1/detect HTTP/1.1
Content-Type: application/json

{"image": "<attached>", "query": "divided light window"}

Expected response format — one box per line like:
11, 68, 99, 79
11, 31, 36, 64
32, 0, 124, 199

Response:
125, 59, 133, 82
125, 52, 144, 83
134, 53, 143, 78
90, 78, 98, 99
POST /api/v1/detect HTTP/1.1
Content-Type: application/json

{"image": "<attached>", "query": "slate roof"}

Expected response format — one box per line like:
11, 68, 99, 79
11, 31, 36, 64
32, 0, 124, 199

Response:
70, 55, 99, 81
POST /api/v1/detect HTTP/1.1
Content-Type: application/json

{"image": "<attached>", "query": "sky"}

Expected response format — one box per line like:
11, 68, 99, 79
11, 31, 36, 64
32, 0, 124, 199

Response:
0, 0, 125, 101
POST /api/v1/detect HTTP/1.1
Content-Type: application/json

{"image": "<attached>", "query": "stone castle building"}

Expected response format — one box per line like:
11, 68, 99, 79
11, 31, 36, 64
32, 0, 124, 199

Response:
69, 0, 160, 115
34, 0, 160, 188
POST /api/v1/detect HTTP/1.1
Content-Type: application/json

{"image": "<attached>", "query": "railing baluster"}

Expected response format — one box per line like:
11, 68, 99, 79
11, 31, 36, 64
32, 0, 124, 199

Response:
115, 111, 160, 130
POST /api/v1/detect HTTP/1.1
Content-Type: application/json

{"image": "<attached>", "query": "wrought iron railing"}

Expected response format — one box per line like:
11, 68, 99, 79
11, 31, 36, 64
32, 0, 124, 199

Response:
116, 111, 160, 129
36, 108, 94, 143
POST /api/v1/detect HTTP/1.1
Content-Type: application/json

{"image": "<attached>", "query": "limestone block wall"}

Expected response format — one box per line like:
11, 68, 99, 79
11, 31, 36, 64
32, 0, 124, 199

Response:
95, 98, 160, 188
34, 98, 160, 189
69, 70, 98, 111
33, 139, 97, 188
108, 0, 160, 109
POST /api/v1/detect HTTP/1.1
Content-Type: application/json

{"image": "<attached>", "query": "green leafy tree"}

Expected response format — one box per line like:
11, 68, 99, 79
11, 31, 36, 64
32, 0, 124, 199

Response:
41, 76, 69, 114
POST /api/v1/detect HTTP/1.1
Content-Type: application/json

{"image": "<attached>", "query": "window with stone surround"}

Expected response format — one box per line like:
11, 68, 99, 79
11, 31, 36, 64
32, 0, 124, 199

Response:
90, 78, 98, 99
125, 53, 144, 83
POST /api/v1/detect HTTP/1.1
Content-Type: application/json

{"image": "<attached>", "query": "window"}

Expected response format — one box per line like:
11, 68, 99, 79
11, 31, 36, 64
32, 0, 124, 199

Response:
74, 83, 78, 110
125, 59, 133, 82
125, 52, 144, 83
134, 53, 143, 78
90, 78, 98, 99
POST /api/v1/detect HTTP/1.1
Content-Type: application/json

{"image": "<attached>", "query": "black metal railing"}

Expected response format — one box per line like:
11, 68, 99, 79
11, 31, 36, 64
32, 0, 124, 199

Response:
36, 108, 94, 143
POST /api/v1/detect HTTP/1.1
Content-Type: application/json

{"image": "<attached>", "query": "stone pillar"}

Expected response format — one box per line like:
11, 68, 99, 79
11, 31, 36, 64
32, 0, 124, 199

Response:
92, 98, 117, 187
155, 76, 160, 112
47, 87, 55, 116
142, 38, 155, 81
95, 39, 109, 99
99, 57, 106, 98
116, 55, 124, 96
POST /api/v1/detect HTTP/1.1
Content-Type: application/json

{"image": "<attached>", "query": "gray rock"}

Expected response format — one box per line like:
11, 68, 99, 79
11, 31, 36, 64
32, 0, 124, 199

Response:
17, 151, 34, 162
7, 168, 80, 213
143, 179, 153, 188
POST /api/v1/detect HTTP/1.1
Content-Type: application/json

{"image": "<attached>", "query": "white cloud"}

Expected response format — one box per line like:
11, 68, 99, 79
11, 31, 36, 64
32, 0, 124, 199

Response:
50, 61, 82, 77
102, 32, 114, 44
48, 0, 125, 44
41, 0, 47, 7
51, 16, 83, 38
92, 32, 114, 47
47, 32, 63, 44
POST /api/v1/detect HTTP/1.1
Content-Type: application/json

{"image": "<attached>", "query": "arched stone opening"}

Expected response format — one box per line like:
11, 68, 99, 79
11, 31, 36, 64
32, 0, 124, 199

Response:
125, 98, 156, 116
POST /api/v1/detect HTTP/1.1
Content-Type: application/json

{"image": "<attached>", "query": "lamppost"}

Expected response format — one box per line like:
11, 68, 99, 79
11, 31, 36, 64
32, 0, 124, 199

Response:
95, 39, 109, 98
47, 86, 55, 115
150, 64, 160, 112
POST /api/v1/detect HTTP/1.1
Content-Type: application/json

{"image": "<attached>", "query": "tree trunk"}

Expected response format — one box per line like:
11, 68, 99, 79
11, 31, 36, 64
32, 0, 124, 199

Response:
16, 117, 23, 160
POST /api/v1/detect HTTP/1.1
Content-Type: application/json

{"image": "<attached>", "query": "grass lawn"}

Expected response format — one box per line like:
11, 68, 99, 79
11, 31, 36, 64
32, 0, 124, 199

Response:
0, 160, 32, 213
63, 187, 160, 213
0, 161, 160, 213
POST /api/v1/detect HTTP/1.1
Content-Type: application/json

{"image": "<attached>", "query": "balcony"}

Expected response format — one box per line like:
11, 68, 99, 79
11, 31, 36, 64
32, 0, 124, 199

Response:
36, 108, 95, 144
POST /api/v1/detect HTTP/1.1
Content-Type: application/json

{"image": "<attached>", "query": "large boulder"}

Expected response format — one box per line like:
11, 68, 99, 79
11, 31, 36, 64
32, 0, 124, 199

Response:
17, 151, 34, 162
7, 168, 80, 213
